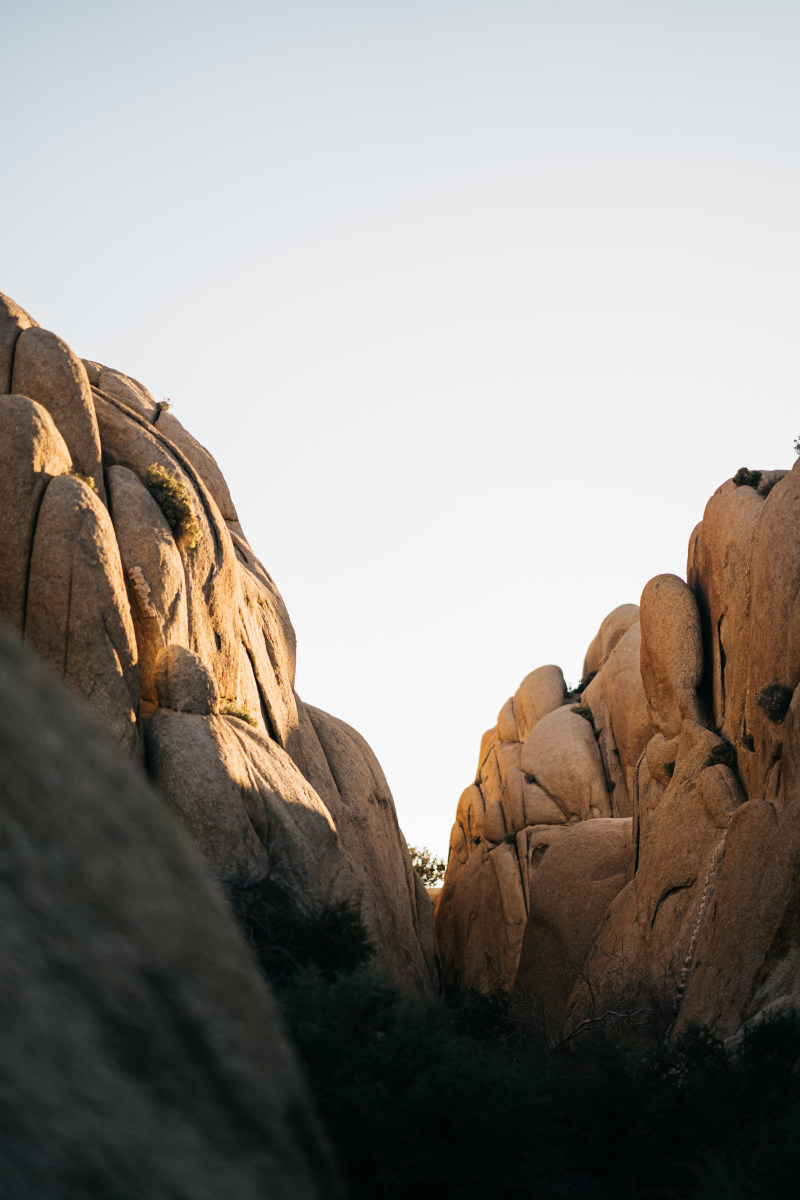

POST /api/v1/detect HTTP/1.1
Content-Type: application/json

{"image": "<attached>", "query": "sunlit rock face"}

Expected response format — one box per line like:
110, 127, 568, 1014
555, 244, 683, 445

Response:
0, 291, 435, 998
437, 462, 800, 1044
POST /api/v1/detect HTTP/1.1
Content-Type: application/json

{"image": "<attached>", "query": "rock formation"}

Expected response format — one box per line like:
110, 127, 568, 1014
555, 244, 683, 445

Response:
0, 618, 340, 1199
437, 464, 800, 1044
0, 291, 435, 997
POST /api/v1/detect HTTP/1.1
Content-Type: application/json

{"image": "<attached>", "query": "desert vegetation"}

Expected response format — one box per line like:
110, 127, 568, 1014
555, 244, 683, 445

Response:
225, 871, 800, 1200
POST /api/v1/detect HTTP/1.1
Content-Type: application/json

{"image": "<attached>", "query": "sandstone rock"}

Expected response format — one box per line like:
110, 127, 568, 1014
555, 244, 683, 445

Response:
300, 704, 437, 996
742, 461, 800, 805
687, 478, 764, 743
156, 645, 219, 714
12, 326, 105, 502
456, 783, 485, 844
585, 623, 654, 816
25, 474, 140, 757
0, 621, 340, 1200
0, 292, 37, 392
497, 696, 519, 743
96, 365, 158, 420
512, 818, 631, 1042
520, 704, 611, 820
435, 840, 527, 993
0, 396, 71, 630
513, 665, 566, 742
639, 574, 704, 736
156, 408, 240, 524
582, 603, 640, 681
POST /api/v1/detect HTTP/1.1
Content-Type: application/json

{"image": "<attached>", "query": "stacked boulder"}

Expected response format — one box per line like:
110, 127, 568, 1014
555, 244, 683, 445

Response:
437, 463, 800, 1044
0, 291, 435, 997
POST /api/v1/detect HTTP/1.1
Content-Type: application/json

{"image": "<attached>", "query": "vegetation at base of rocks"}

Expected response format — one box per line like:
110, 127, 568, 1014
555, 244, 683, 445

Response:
756, 682, 793, 724
705, 741, 737, 771
733, 466, 762, 488
70, 470, 97, 492
281, 966, 800, 1200
577, 669, 597, 692
224, 872, 800, 1199
408, 845, 446, 886
571, 703, 595, 725
220, 703, 258, 727
222, 869, 373, 990
145, 463, 200, 548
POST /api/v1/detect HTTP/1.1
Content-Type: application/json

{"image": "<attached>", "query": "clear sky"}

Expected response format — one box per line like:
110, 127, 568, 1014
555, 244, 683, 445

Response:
4, 1, 799, 856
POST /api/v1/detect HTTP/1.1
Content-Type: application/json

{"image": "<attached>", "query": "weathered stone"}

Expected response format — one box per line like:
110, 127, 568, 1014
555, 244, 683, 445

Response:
155, 645, 218, 714
742, 461, 800, 806
512, 818, 631, 1042
513, 666, 566, 742
0, 396, 71, 631
96, 365, 158, 420
483, 799, 508, 843
522, 781, 568, 826
582, 603, 640, 681
25, 474, 140, 757
12, 327, 105, 502
456, 783, 485, 844
520, 704, 611, 820
106, 465, 189, 715
687, 478, 764, 744
0, 622, 339, 1200
497, 696, 519, 743
639, 574, 703, 736
0, 292, 37, 393
156, 409, 240, 523
300, 704, 437, 996
585, 623, 654, 816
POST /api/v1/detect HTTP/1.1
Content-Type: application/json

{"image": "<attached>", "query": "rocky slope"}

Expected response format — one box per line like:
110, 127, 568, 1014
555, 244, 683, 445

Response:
0, 290, 435, 997
436, 464, 800, 1044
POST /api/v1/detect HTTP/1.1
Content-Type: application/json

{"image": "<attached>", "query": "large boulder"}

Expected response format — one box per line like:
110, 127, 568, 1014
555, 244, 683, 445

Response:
0, 620, 340, 1200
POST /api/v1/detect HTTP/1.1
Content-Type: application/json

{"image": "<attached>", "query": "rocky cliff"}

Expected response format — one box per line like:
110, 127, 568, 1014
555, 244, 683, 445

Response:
436, 464, 800, 1044
0, 290, 435, 998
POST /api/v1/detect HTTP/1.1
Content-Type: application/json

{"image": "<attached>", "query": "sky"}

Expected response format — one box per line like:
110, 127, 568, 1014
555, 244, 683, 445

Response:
4, 0, 799, 856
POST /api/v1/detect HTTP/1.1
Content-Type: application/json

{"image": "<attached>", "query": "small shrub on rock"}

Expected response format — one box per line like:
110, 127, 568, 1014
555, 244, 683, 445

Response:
70, 470, 97, 492
733, 466, 762, 488
756, 682, 793, 724
221, 703, 258, 727
571, 704, 595, 726
145, 463, 200, 548
705, 742, 737, 771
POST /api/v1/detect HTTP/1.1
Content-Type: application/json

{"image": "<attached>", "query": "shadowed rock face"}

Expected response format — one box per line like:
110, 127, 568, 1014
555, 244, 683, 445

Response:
0, 621, 341, 1200
438, 463, 800, 1045
0, 290, 435, 998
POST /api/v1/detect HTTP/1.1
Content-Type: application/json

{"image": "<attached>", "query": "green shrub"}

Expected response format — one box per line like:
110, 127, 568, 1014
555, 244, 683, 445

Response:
756, 682, 793, 724
156, 398, 171, 413
577, 670, 597, 692
733, 466, 762, 488
279, 962, 800, 1200
145, 463, 200, 548
220, 703, 258, 727
408, 845, 446, 886
705, 741, 737, 771
222, 870, 373, 990
70, 470, 97, 492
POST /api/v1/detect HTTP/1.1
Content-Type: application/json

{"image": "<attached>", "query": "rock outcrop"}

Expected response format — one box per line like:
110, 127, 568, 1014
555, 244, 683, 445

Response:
0, 290, 435, 997
438, 462, 800, 1044
0, 619, 340, 1200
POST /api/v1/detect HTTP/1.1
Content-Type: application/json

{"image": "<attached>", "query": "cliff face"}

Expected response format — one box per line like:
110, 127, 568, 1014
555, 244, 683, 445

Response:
436, 465, 800, 1043
0, 291, 435, 997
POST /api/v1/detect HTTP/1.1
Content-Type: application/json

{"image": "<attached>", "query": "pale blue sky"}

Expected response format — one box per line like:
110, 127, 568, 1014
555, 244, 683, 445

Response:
5, 1, 799, 854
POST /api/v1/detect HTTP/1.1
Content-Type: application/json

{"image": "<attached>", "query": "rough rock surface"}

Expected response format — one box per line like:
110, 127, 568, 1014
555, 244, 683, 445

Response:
0, 620, 340, 1200
438, 457, 800, 1046
0, 290, 434, 998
